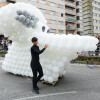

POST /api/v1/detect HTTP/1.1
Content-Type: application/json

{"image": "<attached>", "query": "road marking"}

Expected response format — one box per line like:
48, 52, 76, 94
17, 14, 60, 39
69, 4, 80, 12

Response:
15, 91, 77, 100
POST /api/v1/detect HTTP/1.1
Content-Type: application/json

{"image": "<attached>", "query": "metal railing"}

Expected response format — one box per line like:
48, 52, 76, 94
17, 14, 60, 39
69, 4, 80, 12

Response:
66, 26, 76, 30
65, 2, 76, 8
65, 18, 76, 23
65, 10, 76, 15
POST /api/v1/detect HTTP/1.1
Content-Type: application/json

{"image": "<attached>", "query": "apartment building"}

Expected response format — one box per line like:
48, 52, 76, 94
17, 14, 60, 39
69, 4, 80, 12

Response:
65, 0, 76, 35
76, 0, 83, 35
92, 0, 100, 37
4, 0, 66, 34
77, 0, 100, 36
82, 0, 94, 36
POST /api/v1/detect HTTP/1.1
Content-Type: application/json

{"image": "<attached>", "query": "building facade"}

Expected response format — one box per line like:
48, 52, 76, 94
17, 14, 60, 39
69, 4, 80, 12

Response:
76, 0, 83, 35
92, 0, 100, 36
76, 0, 100, 36
65, 0, 76, 35
82, 0, 94, 36
4, 0, 66, 34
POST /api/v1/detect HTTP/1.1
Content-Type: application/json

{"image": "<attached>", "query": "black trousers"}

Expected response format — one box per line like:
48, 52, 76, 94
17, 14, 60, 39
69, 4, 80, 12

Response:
31, 63, 43, 89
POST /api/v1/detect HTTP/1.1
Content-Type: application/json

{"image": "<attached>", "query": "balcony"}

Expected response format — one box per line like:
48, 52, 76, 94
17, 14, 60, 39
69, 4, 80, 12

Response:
65, 10, 76, 16
66, 25, 76, 31
66, 0, 76, 2
65, 18, 76, 23
65, 2, 76, 9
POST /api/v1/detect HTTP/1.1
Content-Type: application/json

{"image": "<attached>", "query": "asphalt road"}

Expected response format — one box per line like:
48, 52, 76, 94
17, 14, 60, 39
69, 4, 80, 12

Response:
0, 57, 100, 100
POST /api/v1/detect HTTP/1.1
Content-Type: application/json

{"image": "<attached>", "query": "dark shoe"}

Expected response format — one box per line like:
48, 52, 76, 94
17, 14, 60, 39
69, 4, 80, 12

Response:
36, 86, 39, 90
32, 89, 39, 94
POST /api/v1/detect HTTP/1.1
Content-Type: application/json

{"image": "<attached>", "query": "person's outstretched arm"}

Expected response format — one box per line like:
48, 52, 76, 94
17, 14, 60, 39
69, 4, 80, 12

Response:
32, 44, 48, 54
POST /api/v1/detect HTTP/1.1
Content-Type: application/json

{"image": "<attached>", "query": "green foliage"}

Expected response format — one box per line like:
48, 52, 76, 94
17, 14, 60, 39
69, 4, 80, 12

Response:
73, 56, 100, 64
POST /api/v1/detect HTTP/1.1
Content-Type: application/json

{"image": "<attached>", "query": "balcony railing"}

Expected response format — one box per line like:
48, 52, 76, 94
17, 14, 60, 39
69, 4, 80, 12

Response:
65, 18, 76, 23
65, 10, 76, 15
66, 26, 76, 31
65, 2, 76, 8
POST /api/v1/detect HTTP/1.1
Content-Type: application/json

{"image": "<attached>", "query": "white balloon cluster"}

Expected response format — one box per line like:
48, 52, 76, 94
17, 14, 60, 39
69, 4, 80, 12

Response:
15, 10, 39, 28
0, 3, 99, 82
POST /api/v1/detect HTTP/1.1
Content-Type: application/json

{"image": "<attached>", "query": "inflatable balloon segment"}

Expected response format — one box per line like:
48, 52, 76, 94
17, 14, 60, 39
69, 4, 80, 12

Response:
0, 3, 98, 82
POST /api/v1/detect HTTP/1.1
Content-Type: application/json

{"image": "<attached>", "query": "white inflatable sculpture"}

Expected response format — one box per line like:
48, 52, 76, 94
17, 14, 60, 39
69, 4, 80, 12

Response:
0, 3, 98, 82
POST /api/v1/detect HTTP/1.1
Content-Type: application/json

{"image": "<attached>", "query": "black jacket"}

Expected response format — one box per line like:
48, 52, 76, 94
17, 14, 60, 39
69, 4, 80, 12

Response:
31, 45, 45, 66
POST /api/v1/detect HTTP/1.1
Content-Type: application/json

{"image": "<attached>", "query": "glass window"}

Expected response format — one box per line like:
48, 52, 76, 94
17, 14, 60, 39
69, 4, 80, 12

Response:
69, 16, 73, 19
77, 16, 82, 20
58, 13, 63, 17
39, 0, 45, 4
59, 21, 64, 25
76, 9, 79, 13
77, 24, 82, 28
76, 1, 82, 6
40, 9, 45, 14
50, 11, 56, 16
94, 19, 96, 23
50, 20, 56, 24
76, 1, 79, 6
94, 26, 96, 29
58, 4, 63, 9
50, 2, 56, 7
59, 30, 64, 34
50, 29, 56, 33
76, 16, 80, 20
31, 0, 37, 2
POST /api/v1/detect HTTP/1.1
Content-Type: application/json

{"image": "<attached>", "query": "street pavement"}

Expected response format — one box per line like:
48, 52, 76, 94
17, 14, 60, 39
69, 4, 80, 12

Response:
0, 57, 100, 100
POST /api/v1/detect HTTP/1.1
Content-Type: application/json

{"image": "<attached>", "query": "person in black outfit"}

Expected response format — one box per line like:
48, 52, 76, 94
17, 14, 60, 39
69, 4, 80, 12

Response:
30, 37, 48, 94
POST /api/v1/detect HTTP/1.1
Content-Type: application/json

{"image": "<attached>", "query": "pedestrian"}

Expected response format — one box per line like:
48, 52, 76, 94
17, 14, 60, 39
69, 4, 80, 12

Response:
6, 39, 10, 50
1, 38, 5, 50
30, 37, 48, 94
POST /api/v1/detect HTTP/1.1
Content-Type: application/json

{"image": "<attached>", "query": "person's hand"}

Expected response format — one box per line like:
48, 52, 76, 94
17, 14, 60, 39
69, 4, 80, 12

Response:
44, 44, 48, 48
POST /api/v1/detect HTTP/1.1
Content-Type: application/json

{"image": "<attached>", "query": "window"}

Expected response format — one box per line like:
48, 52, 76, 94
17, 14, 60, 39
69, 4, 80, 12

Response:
31, 0, 37, 2
77, 24, 82, 28
59, 30, 64, 34
76, 8, 82, 13
50, 20, 56, 24
39, 0, 45, 4
69, 9, 73, 13
94, 19, 96, 23
77, 16, 82, 20
68, 1, 74, 6
77, 16, 79, 20
50, 11, 56, 16
76, 9, 79, 13
76, 1, 82, 6
40, 9, 45, 14
70, 32, 73, 34
59, 13, 63, 17
94, 26, 96, 29
69, 16, 73, 19
59, 21, 64, 25
50, 2, 56, 7
76, 1, 79, 6
97, 14, 99, 17
58, 4, 63, 9
50, 29, 56, 33
77, 31, 82, 35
